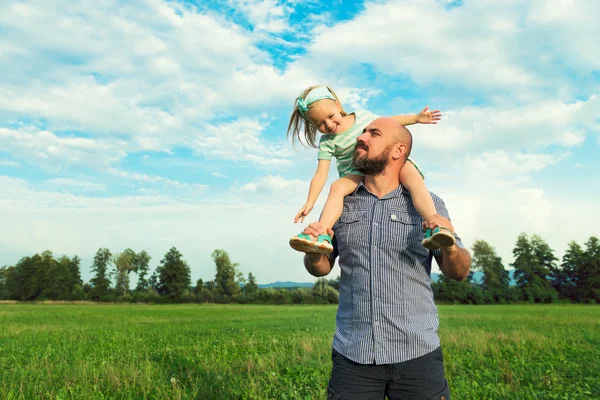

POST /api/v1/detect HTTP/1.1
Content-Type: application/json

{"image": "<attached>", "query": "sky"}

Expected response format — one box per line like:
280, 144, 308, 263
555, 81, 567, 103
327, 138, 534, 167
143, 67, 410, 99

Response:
0, 0, 599, 285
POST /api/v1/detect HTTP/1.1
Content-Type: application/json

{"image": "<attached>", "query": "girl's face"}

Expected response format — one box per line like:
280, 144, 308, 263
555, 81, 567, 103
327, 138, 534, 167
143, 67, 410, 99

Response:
306, 99, 346, 135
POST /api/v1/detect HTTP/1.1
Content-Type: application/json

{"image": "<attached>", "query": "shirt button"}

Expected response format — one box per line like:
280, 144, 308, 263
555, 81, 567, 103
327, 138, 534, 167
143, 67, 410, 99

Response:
374, 321, 379, 326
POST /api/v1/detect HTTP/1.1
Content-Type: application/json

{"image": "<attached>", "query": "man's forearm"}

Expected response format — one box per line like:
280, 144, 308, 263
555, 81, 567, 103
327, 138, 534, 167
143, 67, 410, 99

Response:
304, 253, 333, 277
440, 245, 471, 281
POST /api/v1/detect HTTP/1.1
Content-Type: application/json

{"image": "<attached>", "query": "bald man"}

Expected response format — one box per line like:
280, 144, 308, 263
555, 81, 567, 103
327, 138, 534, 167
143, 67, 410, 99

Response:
302, 117, 471, 400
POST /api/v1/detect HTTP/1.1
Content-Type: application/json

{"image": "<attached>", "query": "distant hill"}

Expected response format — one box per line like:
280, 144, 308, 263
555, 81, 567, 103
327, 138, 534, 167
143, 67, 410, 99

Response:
431, 269, 517, 285
257, 281, 314, 289
259, 270, 517, 289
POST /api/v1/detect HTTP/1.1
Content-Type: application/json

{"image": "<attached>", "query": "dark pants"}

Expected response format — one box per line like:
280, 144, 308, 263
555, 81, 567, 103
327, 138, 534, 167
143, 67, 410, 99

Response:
328, 347, 450, 400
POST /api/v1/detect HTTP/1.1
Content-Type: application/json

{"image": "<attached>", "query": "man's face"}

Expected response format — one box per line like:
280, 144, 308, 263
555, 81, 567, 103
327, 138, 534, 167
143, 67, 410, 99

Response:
352, 119, 396, 175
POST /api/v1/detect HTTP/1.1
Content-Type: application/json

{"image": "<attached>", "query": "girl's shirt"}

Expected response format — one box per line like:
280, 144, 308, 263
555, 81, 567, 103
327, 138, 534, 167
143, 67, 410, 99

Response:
317, 109, 379, 178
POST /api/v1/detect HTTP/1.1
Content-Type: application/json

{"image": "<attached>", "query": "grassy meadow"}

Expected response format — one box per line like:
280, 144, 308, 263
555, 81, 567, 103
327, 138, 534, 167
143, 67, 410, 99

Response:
0, 303, 598, 399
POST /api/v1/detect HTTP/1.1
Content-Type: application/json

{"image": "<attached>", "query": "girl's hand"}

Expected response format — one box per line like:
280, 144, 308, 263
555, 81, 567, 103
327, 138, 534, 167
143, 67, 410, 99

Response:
416, 106, 442, 124
294, 202, 315, 223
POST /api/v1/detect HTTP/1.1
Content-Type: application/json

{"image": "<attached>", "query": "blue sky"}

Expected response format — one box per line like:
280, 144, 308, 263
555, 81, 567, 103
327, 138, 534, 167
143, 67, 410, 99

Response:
0, 0, 599, 284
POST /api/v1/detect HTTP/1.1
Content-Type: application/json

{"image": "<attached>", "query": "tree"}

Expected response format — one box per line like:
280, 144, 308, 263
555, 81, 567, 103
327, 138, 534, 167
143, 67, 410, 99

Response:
243, 272, 259, 295
212, 249, 242, 298
3, 265, 19, 300
42, 254, 72, 300
112, 249, 136, 296
511, 234, 557, 303
90, 248, 112, 301
531, 235, 558, 281
551, 241, 582, 300
312, 278, 339, 304
148, 271, 159, 291
194, 279, 204, 295
433, 271, 476, 304
472, 240, 509, 302
156, 247, 191, 302
577, 237, 600, 303
8, 254, 45, 301
511, 234, 537, 289
66, 256, 83, 298
133, 251, 151, 292
0, 266, 9, 300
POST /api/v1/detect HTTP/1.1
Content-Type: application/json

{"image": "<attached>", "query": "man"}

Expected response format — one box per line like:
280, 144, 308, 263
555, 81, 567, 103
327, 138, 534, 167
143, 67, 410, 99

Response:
301, 117, 471, 400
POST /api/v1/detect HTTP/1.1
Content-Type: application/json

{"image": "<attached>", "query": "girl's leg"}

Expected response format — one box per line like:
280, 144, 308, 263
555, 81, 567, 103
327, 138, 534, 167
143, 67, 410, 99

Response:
319, 174, 363, 229
289, 174, 363, 254
399, 161, 455, 249
399, 161, 437, 222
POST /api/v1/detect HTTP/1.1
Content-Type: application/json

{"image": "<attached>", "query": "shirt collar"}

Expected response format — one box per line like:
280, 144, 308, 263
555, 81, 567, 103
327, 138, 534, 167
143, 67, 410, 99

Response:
354, 180, 407, 199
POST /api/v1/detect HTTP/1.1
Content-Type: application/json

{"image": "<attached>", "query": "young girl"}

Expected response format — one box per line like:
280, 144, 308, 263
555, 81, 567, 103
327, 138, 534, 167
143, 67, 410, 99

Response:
287, 85, 455, 254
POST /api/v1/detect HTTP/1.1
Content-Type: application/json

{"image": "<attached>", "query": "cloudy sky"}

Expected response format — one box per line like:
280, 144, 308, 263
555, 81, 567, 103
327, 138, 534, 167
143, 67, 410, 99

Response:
1, 0, 598, 284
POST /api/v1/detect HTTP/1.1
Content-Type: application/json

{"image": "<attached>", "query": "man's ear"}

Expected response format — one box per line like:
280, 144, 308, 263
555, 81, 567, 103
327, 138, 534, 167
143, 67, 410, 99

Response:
392, 143, 408, 160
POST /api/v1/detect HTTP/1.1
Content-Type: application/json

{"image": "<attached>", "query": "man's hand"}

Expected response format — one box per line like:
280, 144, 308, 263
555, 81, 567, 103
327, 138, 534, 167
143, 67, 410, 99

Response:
428, 216, 470, 280
415, 106, 442, 124
422, 213, 453, 232
301, 221, 329, 239
302, 222, 335, 277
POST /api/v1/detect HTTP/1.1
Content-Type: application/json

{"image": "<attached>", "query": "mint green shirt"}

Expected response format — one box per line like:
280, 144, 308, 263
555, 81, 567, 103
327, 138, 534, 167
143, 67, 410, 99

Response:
317, 109, 379, 178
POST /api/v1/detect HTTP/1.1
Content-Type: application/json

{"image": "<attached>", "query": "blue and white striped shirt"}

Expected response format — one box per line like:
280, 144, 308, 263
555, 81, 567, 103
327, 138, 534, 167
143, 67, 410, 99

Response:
328, 182, 464, 365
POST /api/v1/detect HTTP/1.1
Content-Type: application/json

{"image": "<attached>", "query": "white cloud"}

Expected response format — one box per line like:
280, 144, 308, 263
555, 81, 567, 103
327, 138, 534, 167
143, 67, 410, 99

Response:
304, 0, 600, 99
0, 126, 126, 171
230, 0, 291, 33
464, 151, 570, 181
307, 0, 538, 91
107, 168, 208, 195
45, 178, 106, 192
0, 0, 311, 165
194, 118, 293, 165
234, 175, 308, 202
410, 95, 598, 153
0, 160, 19, 167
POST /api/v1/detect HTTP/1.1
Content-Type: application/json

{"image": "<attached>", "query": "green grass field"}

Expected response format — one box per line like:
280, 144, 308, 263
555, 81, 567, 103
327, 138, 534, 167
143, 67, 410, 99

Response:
0, 304, 598, 399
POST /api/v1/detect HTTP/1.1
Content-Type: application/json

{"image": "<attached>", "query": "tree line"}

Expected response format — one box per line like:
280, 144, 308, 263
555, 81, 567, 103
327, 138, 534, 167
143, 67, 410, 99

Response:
0, 247, 338, 304
0, 233, 598, 305
433, 234, 599, 304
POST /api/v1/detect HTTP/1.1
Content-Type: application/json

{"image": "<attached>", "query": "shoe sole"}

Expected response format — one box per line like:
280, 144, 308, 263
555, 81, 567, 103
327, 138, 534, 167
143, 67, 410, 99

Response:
422, 230, 455, 250
289, 237, 333, 254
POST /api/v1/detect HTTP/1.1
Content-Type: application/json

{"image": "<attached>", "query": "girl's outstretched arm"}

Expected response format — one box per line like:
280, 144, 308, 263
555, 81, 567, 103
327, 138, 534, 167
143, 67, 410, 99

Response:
295, 159, 331, 223
391, 106, 441, 126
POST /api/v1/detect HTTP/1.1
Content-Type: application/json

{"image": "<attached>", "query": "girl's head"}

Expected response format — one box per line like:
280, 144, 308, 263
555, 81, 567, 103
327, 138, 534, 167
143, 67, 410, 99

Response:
287, 85, 348, 148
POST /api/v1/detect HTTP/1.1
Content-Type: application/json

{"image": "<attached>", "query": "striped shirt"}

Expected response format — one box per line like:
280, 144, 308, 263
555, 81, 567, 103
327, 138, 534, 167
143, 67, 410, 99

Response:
318, 109, 378, 178
328, 182, 464, 365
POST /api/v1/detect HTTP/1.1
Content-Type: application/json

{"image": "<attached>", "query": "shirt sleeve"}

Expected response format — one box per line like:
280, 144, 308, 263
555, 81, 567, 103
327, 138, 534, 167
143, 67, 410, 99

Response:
327, 226, 339, 266
318, 135, 335, 160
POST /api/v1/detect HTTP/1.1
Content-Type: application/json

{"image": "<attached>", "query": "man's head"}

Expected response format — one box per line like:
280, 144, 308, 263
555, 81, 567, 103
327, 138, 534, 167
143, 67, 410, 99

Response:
352, 117, 412, 176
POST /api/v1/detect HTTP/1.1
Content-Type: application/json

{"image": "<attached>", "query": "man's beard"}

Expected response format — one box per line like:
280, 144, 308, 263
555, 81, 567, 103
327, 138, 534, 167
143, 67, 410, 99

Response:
352, 143, 393, 176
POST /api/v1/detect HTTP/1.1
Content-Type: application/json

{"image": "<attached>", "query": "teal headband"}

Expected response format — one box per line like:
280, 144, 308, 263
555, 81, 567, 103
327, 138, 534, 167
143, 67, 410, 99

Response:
297, 86, 337, 118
